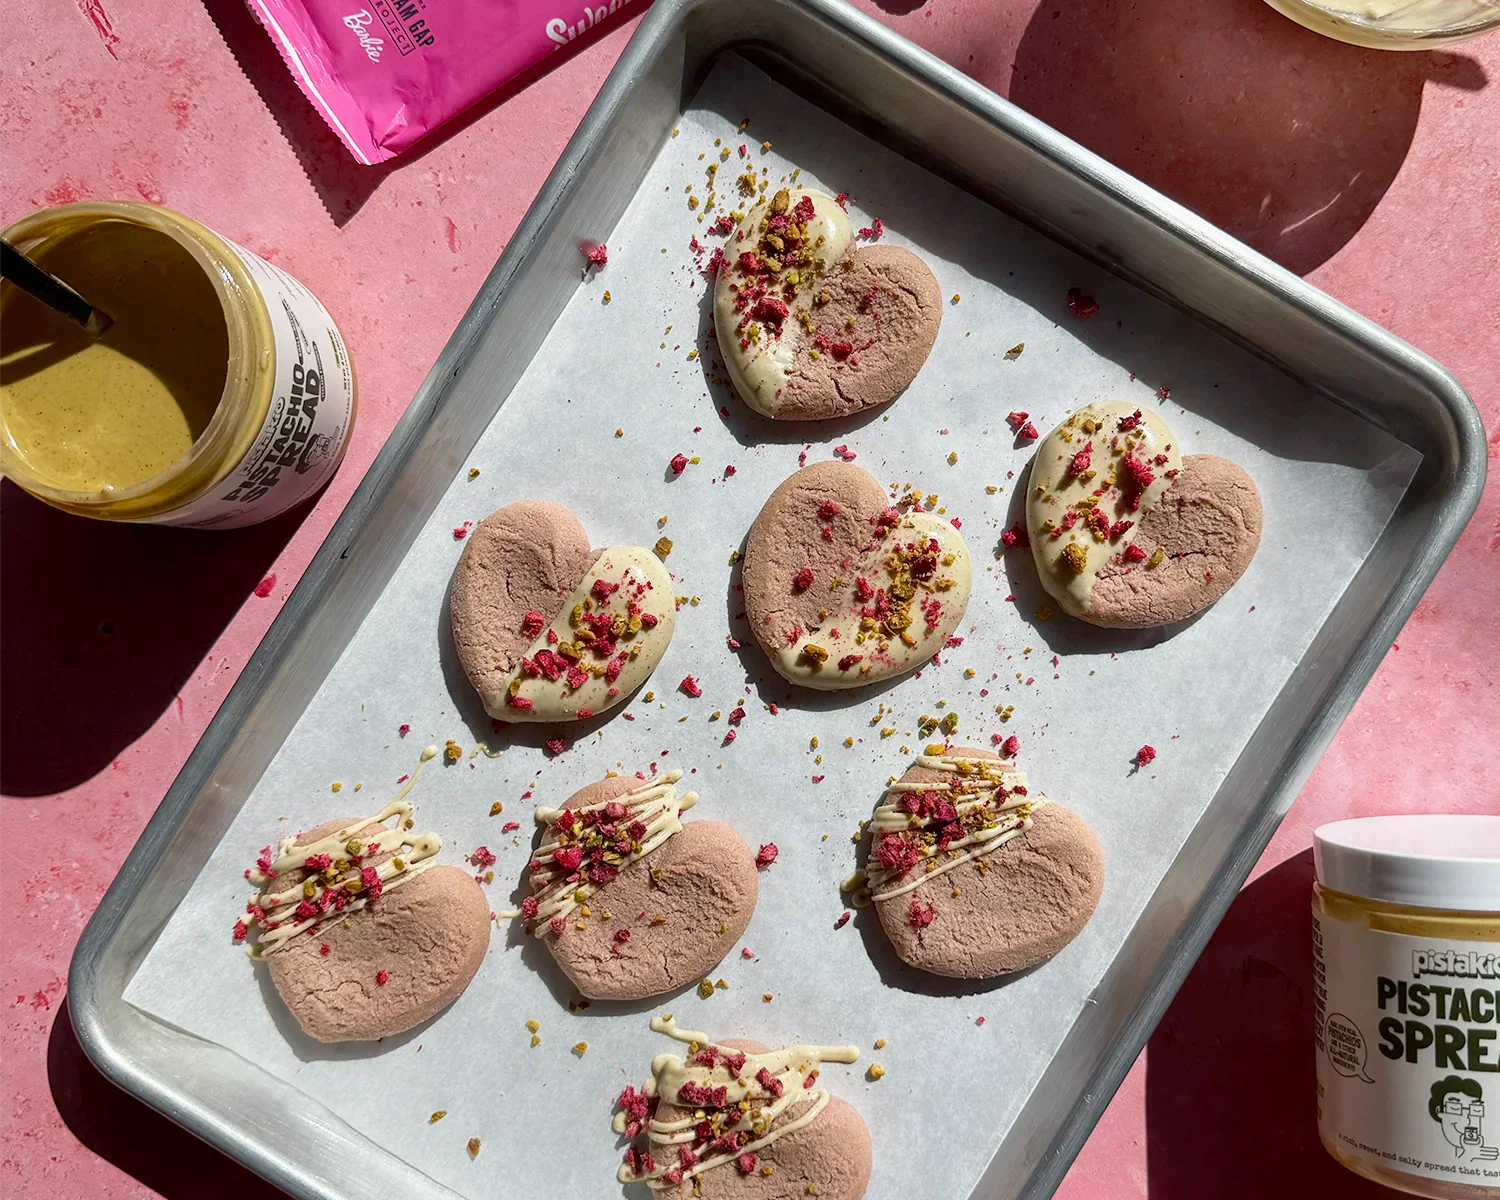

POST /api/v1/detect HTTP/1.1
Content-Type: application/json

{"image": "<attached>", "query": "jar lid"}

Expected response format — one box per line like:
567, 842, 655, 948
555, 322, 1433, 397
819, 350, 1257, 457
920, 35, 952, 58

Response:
1315, 815, 1500, 911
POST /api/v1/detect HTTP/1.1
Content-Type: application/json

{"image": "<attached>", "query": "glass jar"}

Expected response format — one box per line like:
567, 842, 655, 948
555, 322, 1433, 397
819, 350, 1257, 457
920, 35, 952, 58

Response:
1263, 0, 1500, 50
1314, 815, 1500, 1198
0, 201, 356, 528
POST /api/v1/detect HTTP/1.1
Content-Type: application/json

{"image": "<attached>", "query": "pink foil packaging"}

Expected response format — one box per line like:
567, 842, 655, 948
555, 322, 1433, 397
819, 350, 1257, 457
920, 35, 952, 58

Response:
246, 0, 643, 164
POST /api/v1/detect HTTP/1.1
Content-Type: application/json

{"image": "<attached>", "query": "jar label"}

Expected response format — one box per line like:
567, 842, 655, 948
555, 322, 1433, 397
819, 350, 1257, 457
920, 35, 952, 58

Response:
150, 242, 356, 529
1315, 911, 1500, 1188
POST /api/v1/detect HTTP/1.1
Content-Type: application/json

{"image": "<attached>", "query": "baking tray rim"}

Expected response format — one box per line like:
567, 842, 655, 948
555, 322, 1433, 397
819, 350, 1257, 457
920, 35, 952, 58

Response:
66, 1, 1486, 1198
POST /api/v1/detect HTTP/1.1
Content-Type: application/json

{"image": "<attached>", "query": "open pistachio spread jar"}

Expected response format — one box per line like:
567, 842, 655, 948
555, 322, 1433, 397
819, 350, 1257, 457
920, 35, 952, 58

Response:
0, 202, 355, 527
1315, 815, 1500, 1197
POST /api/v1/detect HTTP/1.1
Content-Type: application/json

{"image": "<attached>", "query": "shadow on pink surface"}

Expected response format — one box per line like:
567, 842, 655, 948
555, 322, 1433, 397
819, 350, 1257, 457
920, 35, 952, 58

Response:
47, 999, 288, 1200
1004, 0, 1487, 276
1144, 848, 1404, 1198
0, 481, 302, 797
199, 0, 640, 227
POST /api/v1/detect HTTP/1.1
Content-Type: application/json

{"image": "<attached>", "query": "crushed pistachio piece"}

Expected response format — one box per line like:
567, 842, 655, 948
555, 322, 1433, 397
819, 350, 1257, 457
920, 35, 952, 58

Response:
429, 1110, 446, 1124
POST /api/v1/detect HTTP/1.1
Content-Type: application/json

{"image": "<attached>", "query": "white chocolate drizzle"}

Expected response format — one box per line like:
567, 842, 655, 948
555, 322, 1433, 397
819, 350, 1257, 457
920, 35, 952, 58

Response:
482, 546, 676, 722
521, 770, 697, 935
614, 1015, 859, 1190
1026, 401, 1183, 618
845, 753, 1048, 904
241, 745, 442, 956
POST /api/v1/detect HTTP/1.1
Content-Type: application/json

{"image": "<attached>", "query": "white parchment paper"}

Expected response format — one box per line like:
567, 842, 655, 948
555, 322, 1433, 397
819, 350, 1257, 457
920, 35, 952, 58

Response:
125, 55, 1418, 1200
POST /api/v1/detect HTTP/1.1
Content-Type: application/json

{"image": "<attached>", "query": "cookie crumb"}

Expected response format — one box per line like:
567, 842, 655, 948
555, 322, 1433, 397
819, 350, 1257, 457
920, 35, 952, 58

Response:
572, 1041, 588, 1057
873, 1038, 886, 1049
467, 1137, 481, 1158
867, 1064, 886, 1080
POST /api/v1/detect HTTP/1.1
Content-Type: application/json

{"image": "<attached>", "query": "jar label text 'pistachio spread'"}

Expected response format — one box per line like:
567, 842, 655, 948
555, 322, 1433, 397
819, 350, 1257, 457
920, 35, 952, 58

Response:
1316, 915, 1500, 1188
152, 242, 354, 528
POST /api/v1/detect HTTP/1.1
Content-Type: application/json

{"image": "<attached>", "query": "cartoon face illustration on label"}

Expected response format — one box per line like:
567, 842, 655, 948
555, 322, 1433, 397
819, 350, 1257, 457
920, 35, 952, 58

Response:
298, 432, 335, 475
1430, 1076, 1499, 1161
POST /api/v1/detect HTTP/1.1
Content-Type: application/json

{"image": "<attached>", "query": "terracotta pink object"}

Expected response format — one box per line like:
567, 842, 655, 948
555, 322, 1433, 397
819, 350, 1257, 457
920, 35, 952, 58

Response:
1, 3, 1494, 1199
650, 1038, 872, 1200
778, 244, 942, 420
1090, 454, 1263, 628
873, 746, 1104, 978
262, 819, 490, 1042
538, 775, 758, 1001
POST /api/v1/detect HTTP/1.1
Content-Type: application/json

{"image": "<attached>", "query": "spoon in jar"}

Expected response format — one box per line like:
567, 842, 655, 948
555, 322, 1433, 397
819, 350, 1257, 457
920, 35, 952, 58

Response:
1, 237, 114, 338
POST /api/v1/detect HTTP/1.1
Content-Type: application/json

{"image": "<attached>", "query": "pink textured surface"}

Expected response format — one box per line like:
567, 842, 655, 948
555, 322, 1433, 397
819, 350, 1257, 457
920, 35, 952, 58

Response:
0, 2, 1495, 1198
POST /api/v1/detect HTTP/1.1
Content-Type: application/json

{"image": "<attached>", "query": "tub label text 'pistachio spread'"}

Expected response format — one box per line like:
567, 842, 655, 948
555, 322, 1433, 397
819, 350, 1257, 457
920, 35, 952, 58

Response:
1316, 916, 1500, 1187
153, 243, 354, 528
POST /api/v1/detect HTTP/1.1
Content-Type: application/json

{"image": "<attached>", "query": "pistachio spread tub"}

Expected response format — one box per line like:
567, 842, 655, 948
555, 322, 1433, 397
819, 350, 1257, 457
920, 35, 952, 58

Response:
0, 202, 355, 527
1314, 815, 1500, 1198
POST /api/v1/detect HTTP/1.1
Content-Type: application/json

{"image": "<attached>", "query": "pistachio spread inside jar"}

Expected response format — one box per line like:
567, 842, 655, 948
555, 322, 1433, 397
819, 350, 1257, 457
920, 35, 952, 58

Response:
0, 201, 355, 527
1314, 815, 1500, 1198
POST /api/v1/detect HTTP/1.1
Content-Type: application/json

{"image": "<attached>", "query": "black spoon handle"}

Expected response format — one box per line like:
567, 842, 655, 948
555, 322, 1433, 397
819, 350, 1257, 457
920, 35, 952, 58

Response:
1, 237, 113, 336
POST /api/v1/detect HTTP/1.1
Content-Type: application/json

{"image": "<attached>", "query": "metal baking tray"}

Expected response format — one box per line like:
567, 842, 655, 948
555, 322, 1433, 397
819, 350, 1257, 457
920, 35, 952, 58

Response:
69, 1, 1484, 1197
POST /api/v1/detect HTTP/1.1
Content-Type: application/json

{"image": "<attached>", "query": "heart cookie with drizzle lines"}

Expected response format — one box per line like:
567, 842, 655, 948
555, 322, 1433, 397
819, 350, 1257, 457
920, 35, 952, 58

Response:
846, 745, 1104, 980
450, 500, 676, 722
614, 1015, 872, 1198
238, 753, 491, 1042
742, 460, 972, 689
714, 187, 942, 420
516, 770, 758, 1001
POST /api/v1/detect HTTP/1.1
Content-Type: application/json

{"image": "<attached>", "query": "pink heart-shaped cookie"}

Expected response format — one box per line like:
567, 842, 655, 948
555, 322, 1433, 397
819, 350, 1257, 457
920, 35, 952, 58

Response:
743, 460, 972, 688
1025, 402, 1262, 627
714, 188, 942, 420
243, 798, 490, 1043
614, 1018, 872, 1198
450, 500, 676, 721
520, 770, 757, 1001
852, 746, 1103, 980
